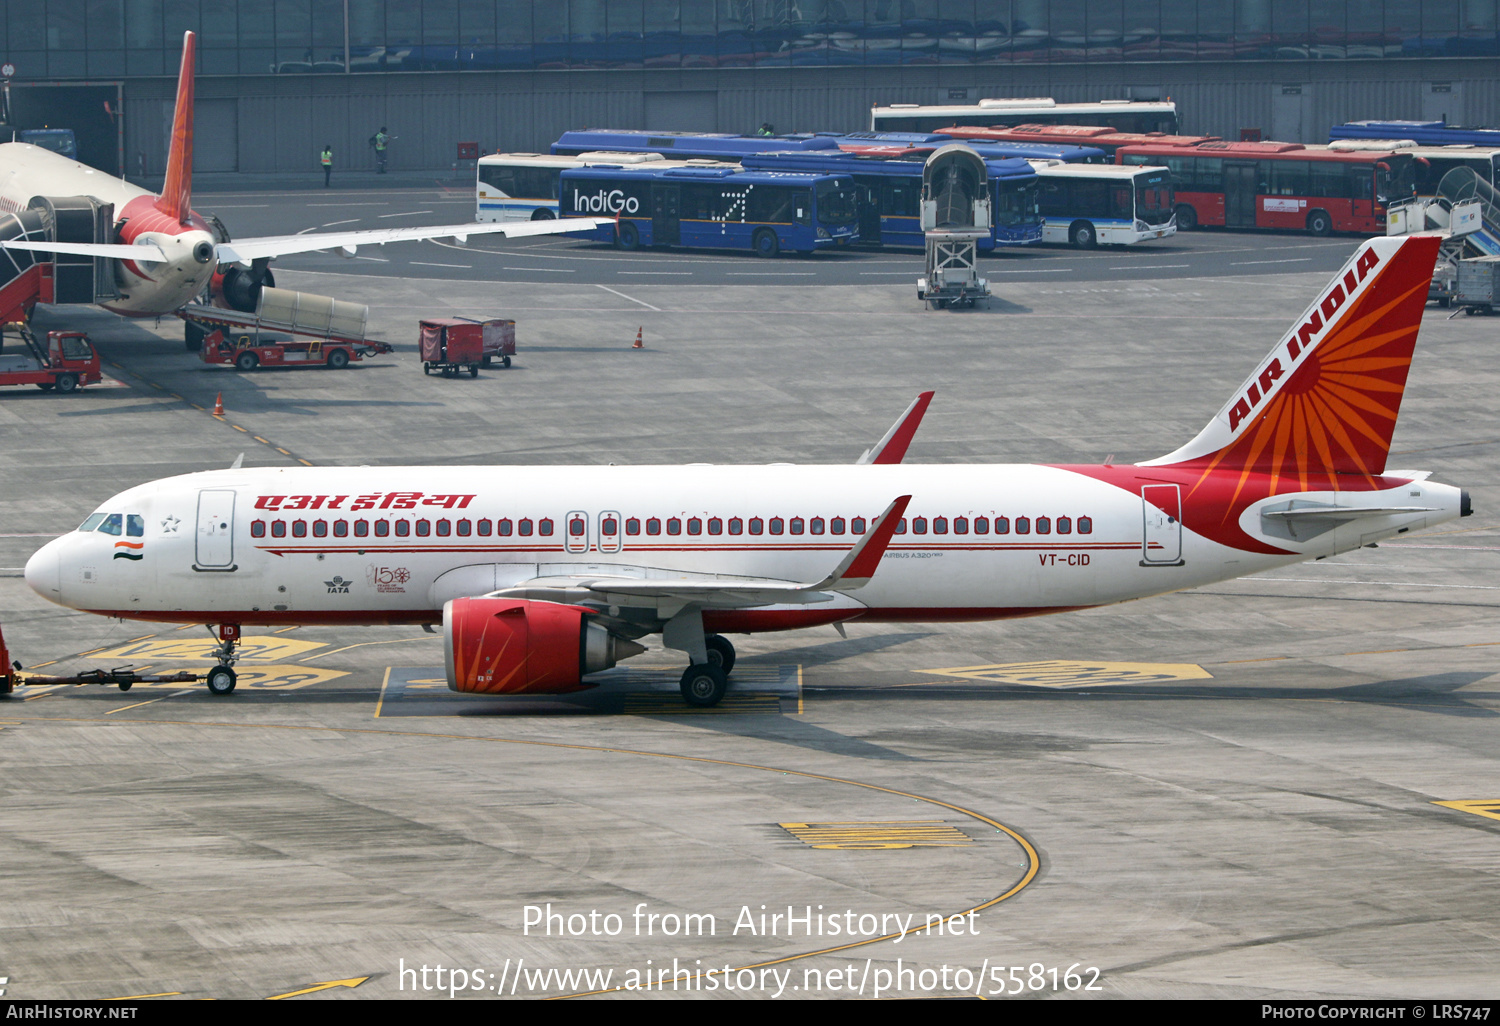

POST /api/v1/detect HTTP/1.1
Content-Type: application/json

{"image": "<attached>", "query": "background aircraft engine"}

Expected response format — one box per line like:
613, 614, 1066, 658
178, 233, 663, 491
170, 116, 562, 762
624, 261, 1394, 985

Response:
443, 597, 646, 694
215, 264, 276, 312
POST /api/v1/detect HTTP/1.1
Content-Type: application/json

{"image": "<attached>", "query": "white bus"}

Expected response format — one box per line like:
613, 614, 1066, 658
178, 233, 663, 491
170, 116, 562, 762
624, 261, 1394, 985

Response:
1326, 139, 1500, 198
871, 97, 1179, 136
1031, 162, 1177, 247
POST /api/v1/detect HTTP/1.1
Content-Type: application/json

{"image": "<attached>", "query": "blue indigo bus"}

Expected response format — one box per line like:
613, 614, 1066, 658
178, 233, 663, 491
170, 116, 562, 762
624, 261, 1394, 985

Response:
559, 165, 858, 256
552, 130, 839, 161
740, 150, 1043, 249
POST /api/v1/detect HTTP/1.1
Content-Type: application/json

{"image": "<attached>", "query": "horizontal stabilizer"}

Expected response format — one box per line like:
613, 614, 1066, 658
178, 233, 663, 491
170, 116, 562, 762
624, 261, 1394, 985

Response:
215, 217, 614, 264
0, 239, 166, 264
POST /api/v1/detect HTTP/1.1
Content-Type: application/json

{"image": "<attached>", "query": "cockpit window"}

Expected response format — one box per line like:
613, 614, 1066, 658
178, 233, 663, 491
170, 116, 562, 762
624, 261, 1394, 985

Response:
97, 513, 123, 536
126, 515, 145, 537
79, 513, 106, 532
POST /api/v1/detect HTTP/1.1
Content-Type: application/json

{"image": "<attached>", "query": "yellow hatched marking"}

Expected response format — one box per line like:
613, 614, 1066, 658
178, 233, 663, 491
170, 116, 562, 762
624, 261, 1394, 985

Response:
1432, 800, 1500, 822
923, 659, 1213, 688
90, 636, 327, 663
779, 820, 973, 850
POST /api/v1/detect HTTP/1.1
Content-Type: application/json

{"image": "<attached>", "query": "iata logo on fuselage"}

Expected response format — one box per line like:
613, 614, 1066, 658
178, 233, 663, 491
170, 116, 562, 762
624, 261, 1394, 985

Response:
1226, 246, 1381, 432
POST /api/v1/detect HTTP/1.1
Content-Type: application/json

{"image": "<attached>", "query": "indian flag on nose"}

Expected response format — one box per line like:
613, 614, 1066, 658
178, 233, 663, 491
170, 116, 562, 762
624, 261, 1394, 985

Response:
113, 540, 143, 561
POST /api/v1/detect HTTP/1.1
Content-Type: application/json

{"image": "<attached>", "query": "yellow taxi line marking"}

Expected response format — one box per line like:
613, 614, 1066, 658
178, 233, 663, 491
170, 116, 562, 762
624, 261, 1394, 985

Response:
14, 713, 1039, 1000
298, 459, 314, 467
271, 626, 300, 634
253, 436, 269, 444
374, 666, 392, 719
189, 403, 204, 411
169, 394, 185, 401
276, 448, 290, 455
231, 424, 247, 432
105, 696, 171, 715
105, 993, 182, 1000
123, 634, 157, 644
796, 664, 804, 715
1216, 656, 1289, 664
1432, 799, 1500, 822
267, 976, 369, 1000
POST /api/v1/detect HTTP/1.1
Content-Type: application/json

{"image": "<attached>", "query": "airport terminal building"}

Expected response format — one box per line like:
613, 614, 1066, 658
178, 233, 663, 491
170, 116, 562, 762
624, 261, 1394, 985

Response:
5, 1, 1499, 179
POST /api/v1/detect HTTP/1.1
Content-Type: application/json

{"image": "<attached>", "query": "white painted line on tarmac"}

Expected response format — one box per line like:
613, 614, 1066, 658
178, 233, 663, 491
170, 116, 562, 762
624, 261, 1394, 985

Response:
595, 284, 661, 311
859, 271, 918, 275
988, 268, 1072, 273
1230, 258, 1314, 266
726, 272, 817, 276
307, 202, 389, 207
619, 271, 692, 276
1243, 577, 1500, 591
355, 256, 390, 262
1110, 263, 1190, 270
378, 210, 434, 218
501, 267, 574, 272
202, 204, 270, 209
410, 261, 472, 268
319, 219, 360, 229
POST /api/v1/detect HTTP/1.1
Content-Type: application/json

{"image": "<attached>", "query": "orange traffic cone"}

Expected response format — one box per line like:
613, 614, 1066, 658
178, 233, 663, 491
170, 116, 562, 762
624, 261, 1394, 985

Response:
633, 327, 643, 349
212, 392, 224, 416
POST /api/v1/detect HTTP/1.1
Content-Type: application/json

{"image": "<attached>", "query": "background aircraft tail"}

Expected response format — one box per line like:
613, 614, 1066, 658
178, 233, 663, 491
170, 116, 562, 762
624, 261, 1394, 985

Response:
155, 31, 195, 223
1143, 233, 1441, 488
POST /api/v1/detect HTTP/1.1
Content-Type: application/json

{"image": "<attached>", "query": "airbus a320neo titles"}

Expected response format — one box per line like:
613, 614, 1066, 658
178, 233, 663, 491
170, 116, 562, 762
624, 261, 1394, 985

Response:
24, 234, 1466, 705
0, 31, 607, 328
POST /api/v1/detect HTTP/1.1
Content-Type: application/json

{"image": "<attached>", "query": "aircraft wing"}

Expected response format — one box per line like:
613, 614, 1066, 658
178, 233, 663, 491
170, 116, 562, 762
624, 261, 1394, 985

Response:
215, 217, 613, 263
0, 239, 168, 263
491, 495, 912, 610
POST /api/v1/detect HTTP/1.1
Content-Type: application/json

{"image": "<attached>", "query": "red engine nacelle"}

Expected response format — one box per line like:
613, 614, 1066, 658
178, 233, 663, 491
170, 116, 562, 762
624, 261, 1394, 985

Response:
443, 598, 644, 694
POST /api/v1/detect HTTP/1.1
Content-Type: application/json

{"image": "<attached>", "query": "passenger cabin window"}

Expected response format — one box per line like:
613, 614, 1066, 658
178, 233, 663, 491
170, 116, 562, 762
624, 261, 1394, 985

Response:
749, 517, 763, 535
790, 517, 804, 535
954, 517, 968, 535
1057, 517, 1071, 535
395, 521, 410, 537
973, 517, 988, 535
251, 520, 266, 538
626, 518, 641, 535
355, 520, 370, 537
518, 518, 533, 536
647, 518, 662, 535
728, 517, 743, 535
437, 519, 451, 537
995, 517, 1010, 535
667, 518, 682, 536
313, 520, 329, 538
498, 518, 512, 536
830, 517, 845, 535
1036, 517, 1051, 535
457, 519, 471, 537
810, 517, 824, 535
894, 518, 906, 534
601, 517, 618, 535
688, 518, 702, 535
1078, 516, 1093, 534
272, 521, 287, 538
852, 516, 866, 534
293, 521, 308, 538
912, 517, 927, 535
708, 517, 723, 535
933, 516, 948, 535
1015, 517, 1030, 535
539, 518, 554, 536
569, 518, 586, 536
334, 520, 349, 537
769, 517, 784, 535
477, 519, 492, 536
375, 520, 390, 537
416, 520, 431, 537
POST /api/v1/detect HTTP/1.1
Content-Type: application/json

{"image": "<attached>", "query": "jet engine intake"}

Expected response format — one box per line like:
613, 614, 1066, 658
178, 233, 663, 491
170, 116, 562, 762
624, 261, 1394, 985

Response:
216, 263, 275, 312
443, 597, 646, 694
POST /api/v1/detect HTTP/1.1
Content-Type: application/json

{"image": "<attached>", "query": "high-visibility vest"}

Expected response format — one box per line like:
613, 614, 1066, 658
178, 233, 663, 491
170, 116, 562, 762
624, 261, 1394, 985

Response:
321, 150, 332, 166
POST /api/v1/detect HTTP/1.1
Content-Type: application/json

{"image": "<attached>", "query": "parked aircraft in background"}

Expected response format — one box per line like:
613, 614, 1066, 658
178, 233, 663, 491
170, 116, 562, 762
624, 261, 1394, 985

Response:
24, 234, 1464, 707
0, 31, 606, 326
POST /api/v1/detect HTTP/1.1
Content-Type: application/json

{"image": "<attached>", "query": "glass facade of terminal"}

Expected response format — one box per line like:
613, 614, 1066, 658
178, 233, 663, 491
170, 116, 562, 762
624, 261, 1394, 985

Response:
5, 0, 1499, 79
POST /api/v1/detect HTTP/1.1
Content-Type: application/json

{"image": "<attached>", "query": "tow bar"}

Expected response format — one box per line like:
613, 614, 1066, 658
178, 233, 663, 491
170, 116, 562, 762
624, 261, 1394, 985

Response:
0, 621, 201, 695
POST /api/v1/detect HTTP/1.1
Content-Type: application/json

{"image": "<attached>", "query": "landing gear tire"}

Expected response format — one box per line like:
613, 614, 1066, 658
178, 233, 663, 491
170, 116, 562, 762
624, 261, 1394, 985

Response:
327, 348, 350, 370
705, 634, 736, 675
680, 664, 728, 707
235, 351, 259, 372
205, 665, 237, 695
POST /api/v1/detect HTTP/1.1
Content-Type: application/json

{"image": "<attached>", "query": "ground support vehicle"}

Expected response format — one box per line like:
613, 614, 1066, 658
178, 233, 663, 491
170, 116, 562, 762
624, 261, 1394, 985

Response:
0, 326, 101, 393
420, 318, 485, 377
916, 147, 991, 309
470, 317, 515, 367
1457, 255, 1500, 314
181, 287, 390, 371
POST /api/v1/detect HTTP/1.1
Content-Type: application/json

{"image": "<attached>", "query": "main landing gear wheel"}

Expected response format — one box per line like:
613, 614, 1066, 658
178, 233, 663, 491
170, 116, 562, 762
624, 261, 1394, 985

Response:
205, 665, 237, 695
680, 664, 728, 708
704, 634, 736, 674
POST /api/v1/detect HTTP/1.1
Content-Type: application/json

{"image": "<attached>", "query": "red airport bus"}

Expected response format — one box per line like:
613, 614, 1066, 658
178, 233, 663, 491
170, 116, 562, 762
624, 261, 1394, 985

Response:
1115, 141, 1417, 235
935, 123, 1221, 159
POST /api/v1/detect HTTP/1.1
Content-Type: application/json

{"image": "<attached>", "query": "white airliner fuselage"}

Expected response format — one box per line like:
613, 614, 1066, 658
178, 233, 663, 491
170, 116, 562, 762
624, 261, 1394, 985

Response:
25, 464, 1461, 628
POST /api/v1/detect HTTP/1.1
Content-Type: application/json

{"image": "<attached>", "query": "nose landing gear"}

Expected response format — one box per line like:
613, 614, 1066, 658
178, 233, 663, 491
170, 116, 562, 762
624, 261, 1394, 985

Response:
205, 624, 241, 695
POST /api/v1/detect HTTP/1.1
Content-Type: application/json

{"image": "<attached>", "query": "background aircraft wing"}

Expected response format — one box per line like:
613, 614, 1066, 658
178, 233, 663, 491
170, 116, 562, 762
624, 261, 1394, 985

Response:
0, 239, 168, 263
215, 217, 613, 263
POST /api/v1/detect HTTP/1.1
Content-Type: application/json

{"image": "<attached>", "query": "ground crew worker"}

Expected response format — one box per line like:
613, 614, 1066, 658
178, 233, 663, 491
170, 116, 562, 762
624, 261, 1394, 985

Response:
372, 126, 389, 173
756, 122, 775, 136
320, 144, 333, 187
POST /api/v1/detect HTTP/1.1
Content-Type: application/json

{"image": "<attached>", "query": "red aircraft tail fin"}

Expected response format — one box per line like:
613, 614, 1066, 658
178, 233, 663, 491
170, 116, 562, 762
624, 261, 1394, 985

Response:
1143, 233, 1441, 487
155, 30, 196, 224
